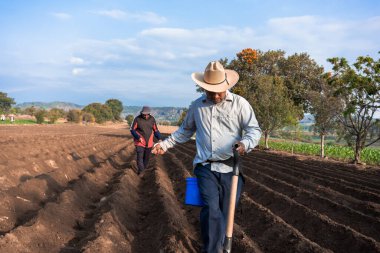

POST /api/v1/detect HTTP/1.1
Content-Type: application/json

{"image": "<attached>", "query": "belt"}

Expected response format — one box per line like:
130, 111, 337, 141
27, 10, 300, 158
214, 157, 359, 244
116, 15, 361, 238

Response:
196, 157, 245, 182
198, 157, 234, 167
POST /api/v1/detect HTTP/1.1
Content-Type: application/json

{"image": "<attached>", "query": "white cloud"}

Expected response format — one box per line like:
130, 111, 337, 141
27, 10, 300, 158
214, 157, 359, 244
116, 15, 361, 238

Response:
249, 15, 380, 68
5, 14, 379, 106
50, 12, 72, 20
89, 9, 167, 24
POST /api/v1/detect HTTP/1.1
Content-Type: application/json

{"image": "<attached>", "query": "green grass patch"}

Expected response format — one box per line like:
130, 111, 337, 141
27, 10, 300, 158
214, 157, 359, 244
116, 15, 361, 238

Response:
260, 139, 380, 165
0, 119, 36, 124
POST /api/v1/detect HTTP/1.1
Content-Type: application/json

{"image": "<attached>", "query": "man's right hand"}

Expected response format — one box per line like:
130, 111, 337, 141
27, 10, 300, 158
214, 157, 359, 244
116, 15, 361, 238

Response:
152, 143, 165, 155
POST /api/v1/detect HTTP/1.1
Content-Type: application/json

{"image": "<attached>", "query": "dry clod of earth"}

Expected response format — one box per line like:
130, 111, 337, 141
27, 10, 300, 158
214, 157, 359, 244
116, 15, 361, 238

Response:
0, 124, 379, 253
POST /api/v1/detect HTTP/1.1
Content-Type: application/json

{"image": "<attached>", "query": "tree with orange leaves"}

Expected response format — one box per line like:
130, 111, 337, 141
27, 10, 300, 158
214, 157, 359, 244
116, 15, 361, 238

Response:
237, 48, 258, 64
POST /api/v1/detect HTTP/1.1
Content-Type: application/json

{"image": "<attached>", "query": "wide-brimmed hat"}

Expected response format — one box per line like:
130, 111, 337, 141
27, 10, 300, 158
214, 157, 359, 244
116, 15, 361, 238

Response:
140, 106, 152, 114
191, 61, 239, 92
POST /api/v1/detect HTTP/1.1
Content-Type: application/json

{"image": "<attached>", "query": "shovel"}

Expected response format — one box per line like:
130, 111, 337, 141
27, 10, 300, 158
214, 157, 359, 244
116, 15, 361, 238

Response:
223, 144, 241, 253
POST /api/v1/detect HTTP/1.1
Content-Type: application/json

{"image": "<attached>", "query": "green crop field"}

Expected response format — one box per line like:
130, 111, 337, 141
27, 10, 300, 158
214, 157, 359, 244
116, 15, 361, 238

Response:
260, 139, 380, 165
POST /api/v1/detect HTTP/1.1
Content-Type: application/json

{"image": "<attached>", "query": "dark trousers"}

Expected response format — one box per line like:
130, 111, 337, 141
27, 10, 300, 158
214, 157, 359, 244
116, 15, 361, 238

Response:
194, 164, 244, 253
136, 146, 152, 172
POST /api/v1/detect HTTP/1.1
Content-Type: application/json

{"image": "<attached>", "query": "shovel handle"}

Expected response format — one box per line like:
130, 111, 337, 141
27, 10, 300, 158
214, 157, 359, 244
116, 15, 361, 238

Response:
223, 145, 240, 253
232, 144, 240, 176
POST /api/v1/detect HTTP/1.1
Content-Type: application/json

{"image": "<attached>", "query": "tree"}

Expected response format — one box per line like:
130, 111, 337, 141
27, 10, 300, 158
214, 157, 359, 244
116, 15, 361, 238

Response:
0, 92, 16, 114
308, 74, 343, 157
35, 109, 46, 124
105, 99, 123, 121
82, 103, 113, 123
280, 53, 324, 112
23, 106, 37, 116
177, 108, 188, 126
328, 54, 380, 164
82, 112, 95, 123
67, 109, 82, 123
248, 75, 299, 149
229, 49, 323, 119
10, 107, 21, 114
47, 108, 66, 123
125, 114, 134, 126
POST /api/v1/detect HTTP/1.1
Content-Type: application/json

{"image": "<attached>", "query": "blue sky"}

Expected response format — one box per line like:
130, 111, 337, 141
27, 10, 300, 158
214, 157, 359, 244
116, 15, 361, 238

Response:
0, 0, 379, 107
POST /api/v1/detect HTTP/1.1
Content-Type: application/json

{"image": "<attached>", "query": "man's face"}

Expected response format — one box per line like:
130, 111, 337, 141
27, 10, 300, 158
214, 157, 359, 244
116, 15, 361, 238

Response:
142, 113, 150, 119
206, 90, 227, 104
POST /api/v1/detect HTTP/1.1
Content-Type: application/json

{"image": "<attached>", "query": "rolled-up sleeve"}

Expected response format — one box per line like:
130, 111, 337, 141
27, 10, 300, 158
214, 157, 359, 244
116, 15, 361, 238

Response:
239, 99, 262, 153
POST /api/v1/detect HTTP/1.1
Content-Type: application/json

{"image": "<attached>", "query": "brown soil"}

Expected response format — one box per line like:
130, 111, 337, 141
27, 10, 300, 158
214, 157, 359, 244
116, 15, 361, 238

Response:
0, 124, 379, 253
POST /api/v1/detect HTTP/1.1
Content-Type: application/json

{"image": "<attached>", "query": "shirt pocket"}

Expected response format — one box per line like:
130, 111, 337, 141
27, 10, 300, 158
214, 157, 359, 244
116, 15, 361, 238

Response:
217, 114, 238, 133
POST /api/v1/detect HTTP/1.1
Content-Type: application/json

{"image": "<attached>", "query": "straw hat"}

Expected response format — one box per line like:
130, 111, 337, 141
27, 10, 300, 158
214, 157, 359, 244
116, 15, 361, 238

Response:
191, 61, 239, 92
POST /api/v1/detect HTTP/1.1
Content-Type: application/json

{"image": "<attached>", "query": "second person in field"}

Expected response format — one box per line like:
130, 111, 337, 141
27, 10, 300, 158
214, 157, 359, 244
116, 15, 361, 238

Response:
130, 106, 162, 175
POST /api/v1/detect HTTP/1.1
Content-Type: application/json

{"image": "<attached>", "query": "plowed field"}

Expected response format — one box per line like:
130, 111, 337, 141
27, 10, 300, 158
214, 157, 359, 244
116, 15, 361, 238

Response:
0, 124, 379, 253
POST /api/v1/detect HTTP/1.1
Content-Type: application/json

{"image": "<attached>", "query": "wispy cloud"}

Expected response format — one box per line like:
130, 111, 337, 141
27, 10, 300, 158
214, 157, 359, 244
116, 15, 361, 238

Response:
3, 13, 380, 106
50, 12, 72, 20
262, 15, 380, 65
89, 9, 167, 24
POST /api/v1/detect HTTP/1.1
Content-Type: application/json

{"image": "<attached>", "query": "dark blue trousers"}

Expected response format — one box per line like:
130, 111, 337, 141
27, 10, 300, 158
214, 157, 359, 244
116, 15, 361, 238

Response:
136, 146, 152, 173
194, 164, 244, 253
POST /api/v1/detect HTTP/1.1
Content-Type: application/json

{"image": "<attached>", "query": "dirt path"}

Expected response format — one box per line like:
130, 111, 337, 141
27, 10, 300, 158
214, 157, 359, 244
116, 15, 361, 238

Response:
0, 125, 379, 252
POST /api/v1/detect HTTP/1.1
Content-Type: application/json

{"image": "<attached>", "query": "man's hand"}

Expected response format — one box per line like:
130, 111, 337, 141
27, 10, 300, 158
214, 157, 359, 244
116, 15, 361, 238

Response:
152, 142, 165, 155
234, 141, 246, 156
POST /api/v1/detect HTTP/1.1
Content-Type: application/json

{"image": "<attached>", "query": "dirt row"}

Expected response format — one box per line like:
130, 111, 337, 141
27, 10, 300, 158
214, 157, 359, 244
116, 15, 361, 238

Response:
0, 124, 379, 252
172, 141, 380, 253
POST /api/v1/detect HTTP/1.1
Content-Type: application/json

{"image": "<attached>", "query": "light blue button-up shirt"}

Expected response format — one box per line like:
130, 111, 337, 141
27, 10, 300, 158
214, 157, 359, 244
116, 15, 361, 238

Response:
160, 90, 262, 173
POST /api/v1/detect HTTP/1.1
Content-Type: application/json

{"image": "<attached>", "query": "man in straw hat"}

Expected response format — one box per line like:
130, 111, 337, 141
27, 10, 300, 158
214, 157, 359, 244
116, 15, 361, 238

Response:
130, 106, 162, 175
152, 61, 261, 252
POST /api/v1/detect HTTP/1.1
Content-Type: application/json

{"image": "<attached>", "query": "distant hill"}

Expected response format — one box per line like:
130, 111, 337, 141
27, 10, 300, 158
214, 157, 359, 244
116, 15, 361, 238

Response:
123, 106, 186, 124
16, 101, 83, 111
16, 102, 186, 124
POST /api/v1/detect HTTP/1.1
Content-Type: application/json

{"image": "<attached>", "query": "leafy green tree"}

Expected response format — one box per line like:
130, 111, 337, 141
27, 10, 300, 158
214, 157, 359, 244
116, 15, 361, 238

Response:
280, 53, 324, 111
82, 103, 113, 123
47, 108, 65, 123
308, 74, 343, 157
125, 114, 134, 125
228, 49, 324, 118
67, 109, 82, 123
35, 109, 46, 124
82, 112, 95, 123
105, 99, 123, 121
10, 107, 21, 114
228, 48, 267, 96
248, 75, 299, 149
0, 92, 16, 114
23, 106, 37, 116
328, 54, 380, 164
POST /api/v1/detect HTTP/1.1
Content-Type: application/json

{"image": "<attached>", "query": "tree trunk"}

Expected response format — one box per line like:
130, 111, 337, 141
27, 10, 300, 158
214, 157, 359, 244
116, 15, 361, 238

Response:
264, 131, 270, 149
354, 137, 362, 164
320, 133, 325, 158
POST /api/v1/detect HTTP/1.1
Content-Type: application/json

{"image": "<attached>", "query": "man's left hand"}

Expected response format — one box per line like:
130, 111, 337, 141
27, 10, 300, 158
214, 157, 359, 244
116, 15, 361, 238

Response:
234, 142, 246, 156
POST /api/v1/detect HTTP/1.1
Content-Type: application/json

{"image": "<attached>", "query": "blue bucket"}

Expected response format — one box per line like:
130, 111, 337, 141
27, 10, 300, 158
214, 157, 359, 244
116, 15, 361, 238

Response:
185, 177, 204, 206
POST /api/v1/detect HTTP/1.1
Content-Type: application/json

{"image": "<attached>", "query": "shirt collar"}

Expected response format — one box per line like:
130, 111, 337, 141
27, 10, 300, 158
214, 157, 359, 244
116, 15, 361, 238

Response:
202, 90, 234, 103
225, 90, 233, 102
